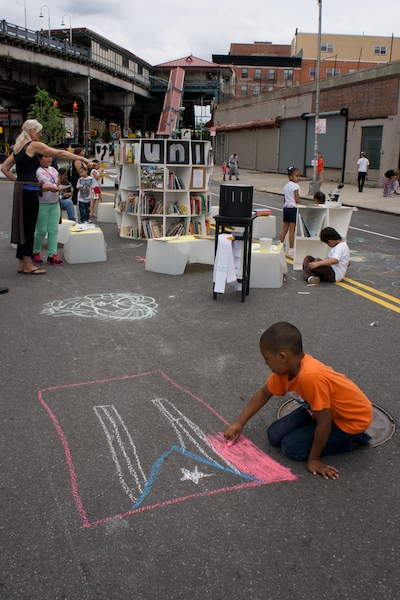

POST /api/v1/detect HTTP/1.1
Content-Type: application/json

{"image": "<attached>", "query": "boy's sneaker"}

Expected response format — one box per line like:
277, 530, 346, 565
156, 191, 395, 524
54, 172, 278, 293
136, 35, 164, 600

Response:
308, 275, 320, 284
47, 254, 63, 266
32, 252, 44, 264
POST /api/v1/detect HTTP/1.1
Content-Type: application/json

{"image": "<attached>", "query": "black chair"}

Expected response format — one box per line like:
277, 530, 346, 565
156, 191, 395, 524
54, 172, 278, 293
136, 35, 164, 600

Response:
213, 184, 256, 302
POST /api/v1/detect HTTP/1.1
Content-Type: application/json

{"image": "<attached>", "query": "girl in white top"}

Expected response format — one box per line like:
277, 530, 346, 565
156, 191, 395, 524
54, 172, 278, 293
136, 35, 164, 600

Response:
279, 166, 301, 255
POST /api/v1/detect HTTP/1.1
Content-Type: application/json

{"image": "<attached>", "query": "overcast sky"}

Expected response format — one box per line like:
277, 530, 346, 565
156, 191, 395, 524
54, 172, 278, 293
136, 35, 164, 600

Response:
3, 0, 400, 65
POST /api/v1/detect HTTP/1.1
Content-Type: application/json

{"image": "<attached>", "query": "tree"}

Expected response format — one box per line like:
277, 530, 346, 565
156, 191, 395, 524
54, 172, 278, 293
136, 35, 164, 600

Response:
27, 87, 66, 146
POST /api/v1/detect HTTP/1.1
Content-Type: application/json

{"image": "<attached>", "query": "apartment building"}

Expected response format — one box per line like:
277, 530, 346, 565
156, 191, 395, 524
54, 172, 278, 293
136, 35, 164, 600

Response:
212, 42, 301, 100
293, 31, 400, 83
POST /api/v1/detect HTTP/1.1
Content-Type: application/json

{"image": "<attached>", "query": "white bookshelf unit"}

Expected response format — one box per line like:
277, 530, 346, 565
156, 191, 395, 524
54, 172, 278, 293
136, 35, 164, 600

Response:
115, 138, 213, 239
293, 204, 353, 270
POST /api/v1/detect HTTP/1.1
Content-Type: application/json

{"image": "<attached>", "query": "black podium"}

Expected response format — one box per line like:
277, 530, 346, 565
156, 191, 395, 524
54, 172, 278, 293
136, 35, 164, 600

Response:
213, 185, 255, 302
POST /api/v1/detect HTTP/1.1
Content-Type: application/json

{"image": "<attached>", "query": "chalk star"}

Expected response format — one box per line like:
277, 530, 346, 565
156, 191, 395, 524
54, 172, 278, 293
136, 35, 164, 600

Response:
180, 466, 213, 484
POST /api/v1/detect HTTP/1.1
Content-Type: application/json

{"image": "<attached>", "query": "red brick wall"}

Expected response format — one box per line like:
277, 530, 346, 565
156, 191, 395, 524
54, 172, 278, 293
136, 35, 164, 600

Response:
317, 78, 399, 118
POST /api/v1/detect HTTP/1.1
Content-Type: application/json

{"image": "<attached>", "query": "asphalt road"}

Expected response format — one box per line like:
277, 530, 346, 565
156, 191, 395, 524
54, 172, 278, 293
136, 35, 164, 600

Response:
1, 180, 399, 600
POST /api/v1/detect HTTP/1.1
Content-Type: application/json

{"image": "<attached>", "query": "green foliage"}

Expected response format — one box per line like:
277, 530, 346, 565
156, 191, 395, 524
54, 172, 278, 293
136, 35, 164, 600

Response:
27, 87, 66, 146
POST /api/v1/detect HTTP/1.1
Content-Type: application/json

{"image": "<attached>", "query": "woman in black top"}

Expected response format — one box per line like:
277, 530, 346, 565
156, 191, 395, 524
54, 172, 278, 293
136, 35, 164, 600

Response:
1, 119, 92, 274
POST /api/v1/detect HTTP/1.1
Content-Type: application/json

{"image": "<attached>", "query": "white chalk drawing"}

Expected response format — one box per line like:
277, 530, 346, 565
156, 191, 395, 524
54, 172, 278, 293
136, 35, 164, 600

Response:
180, 466, 213, 484
93, 398, 245, 508
42, 293, 158, 321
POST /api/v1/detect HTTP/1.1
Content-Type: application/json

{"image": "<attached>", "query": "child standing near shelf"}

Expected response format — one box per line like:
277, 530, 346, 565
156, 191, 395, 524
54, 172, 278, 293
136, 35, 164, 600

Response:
77, 165, 93, 223
302, 226, 350, 285
89, 159, 104, 217
279, 166, 301, 255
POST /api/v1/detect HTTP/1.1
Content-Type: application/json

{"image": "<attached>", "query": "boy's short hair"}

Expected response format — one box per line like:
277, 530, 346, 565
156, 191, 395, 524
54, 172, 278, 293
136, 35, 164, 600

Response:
314, 191, 326, 204
58, 167, 67, 176
320, 227, 342, 243
260, 322, 303, 355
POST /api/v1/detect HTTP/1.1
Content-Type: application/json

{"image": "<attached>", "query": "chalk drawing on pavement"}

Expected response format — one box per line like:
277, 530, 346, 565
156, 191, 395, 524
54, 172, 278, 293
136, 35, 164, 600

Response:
38, 371, 297, 529
41, 293, 157, 321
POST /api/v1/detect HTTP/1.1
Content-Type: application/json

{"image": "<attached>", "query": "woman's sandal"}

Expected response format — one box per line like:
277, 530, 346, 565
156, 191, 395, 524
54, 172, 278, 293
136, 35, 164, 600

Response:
23, 268, 46, 275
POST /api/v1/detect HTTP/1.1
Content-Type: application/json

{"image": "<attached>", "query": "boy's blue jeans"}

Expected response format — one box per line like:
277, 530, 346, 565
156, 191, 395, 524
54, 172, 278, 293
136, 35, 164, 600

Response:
267, 407, 369, 461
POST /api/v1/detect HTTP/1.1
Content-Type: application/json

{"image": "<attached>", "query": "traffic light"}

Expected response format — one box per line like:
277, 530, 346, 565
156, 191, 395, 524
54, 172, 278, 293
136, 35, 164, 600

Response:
53, 99, 58, 108
73, 101, 78, 114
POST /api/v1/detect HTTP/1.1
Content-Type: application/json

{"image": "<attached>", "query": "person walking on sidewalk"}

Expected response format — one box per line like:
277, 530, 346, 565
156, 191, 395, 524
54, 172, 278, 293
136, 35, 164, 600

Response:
356, 151, 370, 192
279, 166, 301, 255
228, 153, 239, 180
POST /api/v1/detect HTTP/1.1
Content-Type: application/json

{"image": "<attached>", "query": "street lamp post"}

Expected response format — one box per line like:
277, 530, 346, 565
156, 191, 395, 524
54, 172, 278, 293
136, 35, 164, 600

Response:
61, 14, 72, 44
309, 0, 322, 196
39, 5, 51, 37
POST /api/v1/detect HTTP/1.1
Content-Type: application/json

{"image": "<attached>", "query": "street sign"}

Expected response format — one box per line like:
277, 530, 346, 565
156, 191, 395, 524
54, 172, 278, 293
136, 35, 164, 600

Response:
65, 128, 74, 139
210, 127, 216, 137
315, 118, 327, 134
95, 143, 110, 163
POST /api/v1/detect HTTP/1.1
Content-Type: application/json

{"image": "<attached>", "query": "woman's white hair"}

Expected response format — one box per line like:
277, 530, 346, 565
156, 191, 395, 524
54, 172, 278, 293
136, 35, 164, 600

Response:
14, 119, 43, 148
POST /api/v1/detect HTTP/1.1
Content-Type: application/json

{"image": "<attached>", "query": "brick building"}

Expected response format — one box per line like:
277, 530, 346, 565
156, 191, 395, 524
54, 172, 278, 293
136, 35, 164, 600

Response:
292, 31, 400, 84
213, 60, 400, 186
212, 42, 301, 99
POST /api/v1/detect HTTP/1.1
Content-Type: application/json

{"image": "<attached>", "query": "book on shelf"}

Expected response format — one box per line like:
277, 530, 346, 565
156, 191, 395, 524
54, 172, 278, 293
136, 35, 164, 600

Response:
140, 165, 164, 189
127, 193, 139, 213
190, 194, 208, 215
141, 218, 163, 239
123, 225, 140, 238
168, 172, 186, 190
302, 210, 326, 238
165, 219, 185, 237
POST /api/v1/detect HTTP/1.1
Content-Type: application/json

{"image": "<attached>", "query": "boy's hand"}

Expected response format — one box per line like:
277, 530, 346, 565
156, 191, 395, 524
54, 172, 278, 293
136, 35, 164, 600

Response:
307, 459, 339, 480
224, 422, 243, 443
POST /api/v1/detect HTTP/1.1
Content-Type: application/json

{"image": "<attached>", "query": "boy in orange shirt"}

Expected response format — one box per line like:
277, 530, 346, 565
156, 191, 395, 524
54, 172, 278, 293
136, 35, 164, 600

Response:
224, 322, 372, 480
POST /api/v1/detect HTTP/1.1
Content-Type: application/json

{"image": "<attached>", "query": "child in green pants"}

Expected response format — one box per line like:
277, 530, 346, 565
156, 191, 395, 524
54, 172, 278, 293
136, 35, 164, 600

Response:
32, 155, 63, 266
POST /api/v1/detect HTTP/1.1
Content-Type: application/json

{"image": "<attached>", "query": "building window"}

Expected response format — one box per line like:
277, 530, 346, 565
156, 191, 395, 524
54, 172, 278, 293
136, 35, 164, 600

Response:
241, 85, 247, 96
309, 67, 316, 78
321, 43, 334, 52
268, 69, 275, 80
253, 84, 261, 94
122, 56, 129, 68
138, 64, 143, 75
283, 69, 293, 80
268, 86, 274, 92
326, 68, 340, 77
254, 68, 261, 79
241, 68, 248, 78
374, 46, 387, 55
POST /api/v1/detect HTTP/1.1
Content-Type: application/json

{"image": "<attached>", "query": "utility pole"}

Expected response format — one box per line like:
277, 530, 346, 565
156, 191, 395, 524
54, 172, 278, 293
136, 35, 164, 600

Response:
309, 0, 322, 196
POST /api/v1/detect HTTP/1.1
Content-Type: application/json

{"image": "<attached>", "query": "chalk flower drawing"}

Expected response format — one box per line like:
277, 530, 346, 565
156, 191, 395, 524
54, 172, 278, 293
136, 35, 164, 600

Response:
41, 293, 158, 321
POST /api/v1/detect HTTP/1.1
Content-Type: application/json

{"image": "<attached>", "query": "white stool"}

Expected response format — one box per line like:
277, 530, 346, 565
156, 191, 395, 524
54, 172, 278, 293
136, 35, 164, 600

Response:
250, 243, 287, 288
63, 227, 107, 264
58, 219, 75, 245
252, 216, 277, 239
145, 236, 214, 275
97, 202, 117, 223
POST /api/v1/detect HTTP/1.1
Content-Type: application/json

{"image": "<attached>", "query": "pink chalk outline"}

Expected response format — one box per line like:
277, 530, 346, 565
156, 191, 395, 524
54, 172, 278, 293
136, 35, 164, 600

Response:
38, 370, 296, 529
